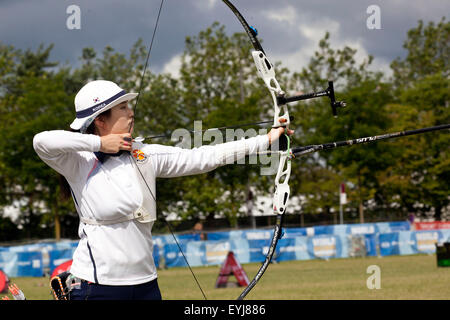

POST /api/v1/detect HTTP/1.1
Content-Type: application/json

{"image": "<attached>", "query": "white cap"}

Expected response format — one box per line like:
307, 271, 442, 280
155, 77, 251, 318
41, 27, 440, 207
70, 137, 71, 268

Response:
70, 80, 138, 132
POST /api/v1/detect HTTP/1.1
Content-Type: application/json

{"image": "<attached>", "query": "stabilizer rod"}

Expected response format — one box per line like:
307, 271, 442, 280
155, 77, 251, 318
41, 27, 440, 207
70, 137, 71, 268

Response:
277, 81, 346, 117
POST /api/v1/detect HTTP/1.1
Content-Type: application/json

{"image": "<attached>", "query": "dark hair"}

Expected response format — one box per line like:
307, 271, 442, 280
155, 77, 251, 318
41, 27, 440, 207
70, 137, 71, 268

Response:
60, 108, 112, 199
85, 108, 112, 135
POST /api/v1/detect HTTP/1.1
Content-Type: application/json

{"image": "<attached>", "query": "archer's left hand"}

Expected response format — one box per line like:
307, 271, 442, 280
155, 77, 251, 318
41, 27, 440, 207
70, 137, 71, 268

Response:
268, 127, 294, 145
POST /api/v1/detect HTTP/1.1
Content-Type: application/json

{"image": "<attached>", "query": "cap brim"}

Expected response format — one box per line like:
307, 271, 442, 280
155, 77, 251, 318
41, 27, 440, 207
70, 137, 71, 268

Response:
70, 92, 138, 130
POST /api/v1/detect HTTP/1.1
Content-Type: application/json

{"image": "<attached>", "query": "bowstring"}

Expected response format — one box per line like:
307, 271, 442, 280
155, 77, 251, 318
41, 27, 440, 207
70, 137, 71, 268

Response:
130, 0, 208, 300
132, 0, 164, 120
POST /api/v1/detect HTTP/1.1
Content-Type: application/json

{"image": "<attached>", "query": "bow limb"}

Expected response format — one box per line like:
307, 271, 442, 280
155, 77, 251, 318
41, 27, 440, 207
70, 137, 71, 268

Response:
222, 0, 290, 129
237, 213, 284, 300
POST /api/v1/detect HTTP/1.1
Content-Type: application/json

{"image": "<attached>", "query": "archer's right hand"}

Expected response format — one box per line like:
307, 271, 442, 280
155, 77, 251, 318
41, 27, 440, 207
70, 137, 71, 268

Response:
100, 133, 133, 153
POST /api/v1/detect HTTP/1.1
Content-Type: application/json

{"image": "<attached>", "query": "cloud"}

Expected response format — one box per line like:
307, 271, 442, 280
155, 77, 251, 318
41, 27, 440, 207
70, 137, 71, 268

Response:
0, 0, 447, 78
263, 5, 298, 25
161, 53, 183, 79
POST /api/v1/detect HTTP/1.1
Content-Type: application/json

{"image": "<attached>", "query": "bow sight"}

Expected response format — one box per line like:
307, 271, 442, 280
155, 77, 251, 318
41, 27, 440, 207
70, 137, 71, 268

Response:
277, 81, 346, 117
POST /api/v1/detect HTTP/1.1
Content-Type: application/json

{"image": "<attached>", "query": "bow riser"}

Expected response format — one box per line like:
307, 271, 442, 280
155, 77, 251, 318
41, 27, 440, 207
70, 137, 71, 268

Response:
273, 154, 291, 214
251, 51, 290, 128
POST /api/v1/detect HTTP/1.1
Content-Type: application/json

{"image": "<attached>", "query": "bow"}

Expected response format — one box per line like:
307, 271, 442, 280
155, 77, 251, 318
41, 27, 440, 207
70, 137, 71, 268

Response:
222, 0, 349, 300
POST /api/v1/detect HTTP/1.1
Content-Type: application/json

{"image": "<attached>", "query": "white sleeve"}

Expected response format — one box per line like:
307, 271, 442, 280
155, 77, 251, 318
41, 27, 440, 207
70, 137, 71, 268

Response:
33, 130, 101, 181
149, 135, 269, 178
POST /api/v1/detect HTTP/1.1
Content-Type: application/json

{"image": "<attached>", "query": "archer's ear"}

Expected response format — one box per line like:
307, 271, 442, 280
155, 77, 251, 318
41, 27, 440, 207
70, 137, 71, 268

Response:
94, 116, 105, 129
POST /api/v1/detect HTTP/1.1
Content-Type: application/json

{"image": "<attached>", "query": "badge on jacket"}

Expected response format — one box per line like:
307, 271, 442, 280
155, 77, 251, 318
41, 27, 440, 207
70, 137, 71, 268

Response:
132, 149, 148, 164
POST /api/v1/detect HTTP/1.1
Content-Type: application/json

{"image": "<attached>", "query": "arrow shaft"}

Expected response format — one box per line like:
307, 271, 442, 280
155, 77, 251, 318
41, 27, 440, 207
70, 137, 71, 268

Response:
292, 124, 450, 156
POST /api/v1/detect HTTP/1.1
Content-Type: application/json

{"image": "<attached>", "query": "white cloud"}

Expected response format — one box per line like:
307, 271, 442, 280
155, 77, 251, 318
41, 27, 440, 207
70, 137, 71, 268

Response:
161, 53, 183, 78
263, 5, 298, 25
261, 9, 394, 89
300, 18, 340, 42
268, 17, 341, 75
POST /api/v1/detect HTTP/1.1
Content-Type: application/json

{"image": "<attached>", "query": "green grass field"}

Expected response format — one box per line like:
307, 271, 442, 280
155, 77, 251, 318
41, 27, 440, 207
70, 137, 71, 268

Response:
4, 254, 450, 300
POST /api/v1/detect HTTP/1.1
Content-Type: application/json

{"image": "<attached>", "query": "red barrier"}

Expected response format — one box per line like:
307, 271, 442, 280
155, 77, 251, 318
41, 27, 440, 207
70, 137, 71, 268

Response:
0, 269, 9, 293
215, 251, 249, 288
414, 221, 450, 230
51, 259, 73, 278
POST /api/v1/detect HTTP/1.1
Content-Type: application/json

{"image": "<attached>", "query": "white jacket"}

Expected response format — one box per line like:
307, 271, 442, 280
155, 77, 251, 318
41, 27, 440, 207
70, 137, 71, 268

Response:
33, 130, 269, 285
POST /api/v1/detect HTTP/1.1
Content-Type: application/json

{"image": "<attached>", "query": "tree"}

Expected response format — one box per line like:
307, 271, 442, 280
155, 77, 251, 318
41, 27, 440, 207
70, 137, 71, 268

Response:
391, 17, 449, 88
386, 17, 449, 220
379, 74, 450, 220
0, 44, 73, 240
288, 32, 392, 222
153, 23, 275, 228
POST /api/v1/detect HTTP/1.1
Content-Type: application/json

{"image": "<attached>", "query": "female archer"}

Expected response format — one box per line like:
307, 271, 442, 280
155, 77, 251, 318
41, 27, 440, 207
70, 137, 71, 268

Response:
33, 80, 292, 300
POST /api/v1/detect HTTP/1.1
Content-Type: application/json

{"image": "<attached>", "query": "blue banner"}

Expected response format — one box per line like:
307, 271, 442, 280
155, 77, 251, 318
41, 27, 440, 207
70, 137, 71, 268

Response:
364, 234, 378, 256
0, 221, 430, 275
380, 230, 450, 256
153, 233, 200, 249
48, 248, 76, 274
277, 238, 309, 261
379, 232, 400, 256
153, 244, 160, 269
0, 251, 44, 277
163, 238, 271, 268
308, 235, 346, 259
203, 222, 410, 241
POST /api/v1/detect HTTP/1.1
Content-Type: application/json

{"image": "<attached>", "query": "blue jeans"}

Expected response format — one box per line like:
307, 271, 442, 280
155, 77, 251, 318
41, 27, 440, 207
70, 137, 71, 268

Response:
69, 278, 162, 300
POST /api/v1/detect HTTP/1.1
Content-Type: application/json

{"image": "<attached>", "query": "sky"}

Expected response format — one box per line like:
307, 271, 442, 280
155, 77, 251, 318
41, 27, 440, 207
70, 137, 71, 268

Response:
1, 0, 449, 79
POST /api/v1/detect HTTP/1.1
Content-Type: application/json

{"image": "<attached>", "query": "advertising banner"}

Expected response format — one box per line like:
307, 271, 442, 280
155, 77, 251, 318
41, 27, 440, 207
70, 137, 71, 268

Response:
17, 251, 43, 277
414, 221, 450, 230
206, 222, 410, 242
48, 248, 75, 274
0, 222, 424, 274
276, 238, 309, 262
379, 232, 400, 256
380, 230, 450, 256
0, 251, 43, 277
364, 234, 378, 256
310, 236, 339, 258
